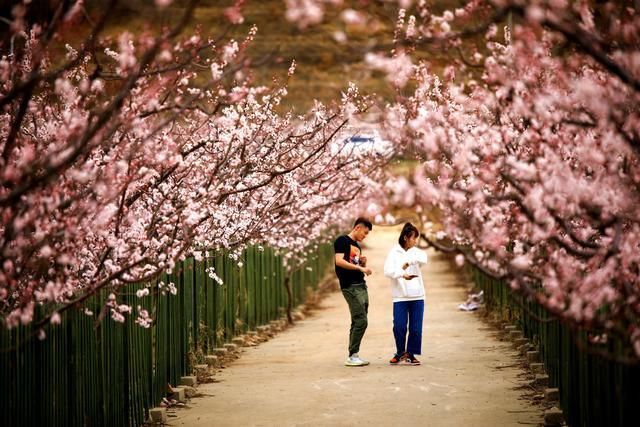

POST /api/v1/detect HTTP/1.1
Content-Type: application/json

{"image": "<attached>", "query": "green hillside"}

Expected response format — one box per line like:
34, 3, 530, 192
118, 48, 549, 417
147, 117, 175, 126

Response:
97, 0, 396, 111
99, 0, 472, 112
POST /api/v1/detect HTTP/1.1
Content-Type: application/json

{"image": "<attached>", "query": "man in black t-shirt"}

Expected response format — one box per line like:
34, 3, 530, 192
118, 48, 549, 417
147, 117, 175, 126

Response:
334, 217, 373, 367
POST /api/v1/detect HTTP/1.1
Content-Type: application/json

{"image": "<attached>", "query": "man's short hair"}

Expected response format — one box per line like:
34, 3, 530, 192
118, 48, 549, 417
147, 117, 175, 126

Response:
353, 217, 373, 230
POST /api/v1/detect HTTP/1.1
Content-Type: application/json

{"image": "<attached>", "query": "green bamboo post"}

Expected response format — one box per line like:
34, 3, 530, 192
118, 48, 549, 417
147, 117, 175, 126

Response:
215, 251, 225, 345
259, 248, 265, 324
277, 253, 284, 315
194, 257, 206, 351
262, 248, 267, 325
267, 247, 274, 320
125, 289, 138, 427
275, 249, 280, 318
160, 273, 173, 394
231, 253, 238, 337
224, 252, 233, 340
261, 248, 267, 323
137, 309, 148, 426
90, 302, 101, 425
238, 250, 247, 334
298, 268, 303, 305
152, 277, 165, 406
230, 254, 238, 335
256, 247, 262, 328
178, 262, 190, 373
206, 254, 215, 351
246, 247, 255, 330
220, 252, 228, 341
183, 259, 195, 367
252, 246, 259, 328
174, 270, 182, 379
73, 309, 82, 426
166, 273, 175, 387
193, 257, 202, 350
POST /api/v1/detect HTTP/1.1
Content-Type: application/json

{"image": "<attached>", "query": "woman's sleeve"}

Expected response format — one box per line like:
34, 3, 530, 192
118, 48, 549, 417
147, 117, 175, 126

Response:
408, 248, 428, 265
384, 251, 405, 279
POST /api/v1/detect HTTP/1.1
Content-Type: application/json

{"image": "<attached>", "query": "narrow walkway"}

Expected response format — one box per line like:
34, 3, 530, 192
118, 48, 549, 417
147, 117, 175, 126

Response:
173, 227, 541, 426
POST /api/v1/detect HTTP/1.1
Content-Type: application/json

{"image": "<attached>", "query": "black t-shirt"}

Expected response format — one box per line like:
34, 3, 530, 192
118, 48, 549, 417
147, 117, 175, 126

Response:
334, 235, 365, 289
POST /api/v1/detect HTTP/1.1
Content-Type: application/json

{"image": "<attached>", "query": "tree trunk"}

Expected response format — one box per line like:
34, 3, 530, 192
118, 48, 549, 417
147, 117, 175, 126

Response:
284, 274, 293, 324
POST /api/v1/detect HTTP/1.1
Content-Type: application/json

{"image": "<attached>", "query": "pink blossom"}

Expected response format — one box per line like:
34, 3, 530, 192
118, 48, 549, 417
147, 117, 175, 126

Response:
222, 41, 238, 62
210, 63, 223, 81
526, 6, 545, 23
364, 51, 414, 88
64, 0, 85, 23
285, 0, 324, 29
111, 310, 125, 323
340, 9, 366, 26
155, 0, 173, 8
224, 6, 244, 24
50, 312, 61, 325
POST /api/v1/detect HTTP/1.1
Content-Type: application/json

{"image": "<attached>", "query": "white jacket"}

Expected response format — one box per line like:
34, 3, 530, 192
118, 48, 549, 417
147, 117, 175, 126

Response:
383, 244, 428, 302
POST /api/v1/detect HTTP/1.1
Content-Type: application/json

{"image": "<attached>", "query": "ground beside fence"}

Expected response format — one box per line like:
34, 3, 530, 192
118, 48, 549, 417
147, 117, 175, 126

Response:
171, 227, 542, 427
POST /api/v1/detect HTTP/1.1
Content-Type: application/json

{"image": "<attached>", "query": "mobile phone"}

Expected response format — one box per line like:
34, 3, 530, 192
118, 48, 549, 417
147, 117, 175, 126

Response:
406, 274, 418, 279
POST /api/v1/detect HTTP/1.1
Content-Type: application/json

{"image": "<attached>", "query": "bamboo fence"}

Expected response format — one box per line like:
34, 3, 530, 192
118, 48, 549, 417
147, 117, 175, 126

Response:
1, 243, 334, 426
469, 267, 640, 427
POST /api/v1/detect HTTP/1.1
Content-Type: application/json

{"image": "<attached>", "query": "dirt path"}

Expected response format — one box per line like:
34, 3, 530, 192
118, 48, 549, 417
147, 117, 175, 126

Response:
172, 227, 542, 426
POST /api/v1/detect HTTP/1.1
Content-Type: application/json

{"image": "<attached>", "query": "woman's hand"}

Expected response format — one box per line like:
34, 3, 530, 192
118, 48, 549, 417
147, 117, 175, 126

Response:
402, 274, 416, 280
402, 262, 409, 270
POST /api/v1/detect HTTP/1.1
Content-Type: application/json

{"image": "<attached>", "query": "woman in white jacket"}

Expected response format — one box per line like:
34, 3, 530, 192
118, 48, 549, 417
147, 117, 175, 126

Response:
383, 222, 428, 365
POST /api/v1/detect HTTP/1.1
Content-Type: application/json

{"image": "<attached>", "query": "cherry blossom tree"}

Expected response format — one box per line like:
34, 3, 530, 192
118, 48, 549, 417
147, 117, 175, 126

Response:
284, 0, 640, 360
365, 0, 640, 360
0, 0, 390, 334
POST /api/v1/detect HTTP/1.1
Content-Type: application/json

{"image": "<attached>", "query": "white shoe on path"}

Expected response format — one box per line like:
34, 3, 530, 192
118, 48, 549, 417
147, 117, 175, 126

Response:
345, 353, 369, 367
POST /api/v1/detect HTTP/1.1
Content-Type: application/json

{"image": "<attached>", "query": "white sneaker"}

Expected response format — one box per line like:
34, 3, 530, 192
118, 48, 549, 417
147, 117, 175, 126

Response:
345, 353, 370, 367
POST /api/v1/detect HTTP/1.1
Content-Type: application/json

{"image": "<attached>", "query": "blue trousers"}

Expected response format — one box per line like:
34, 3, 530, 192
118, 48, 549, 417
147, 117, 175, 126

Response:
393, 299, 424, 356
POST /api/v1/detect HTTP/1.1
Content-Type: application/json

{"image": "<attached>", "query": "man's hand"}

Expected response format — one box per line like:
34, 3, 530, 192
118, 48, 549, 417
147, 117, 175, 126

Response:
403, 274, 417, 280
402, 262, 409, 270
360, 256, 367, 267
360, 266, 373, 276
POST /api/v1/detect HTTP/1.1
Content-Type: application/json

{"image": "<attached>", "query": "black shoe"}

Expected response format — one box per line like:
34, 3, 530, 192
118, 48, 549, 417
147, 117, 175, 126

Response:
405, 354, 421, 365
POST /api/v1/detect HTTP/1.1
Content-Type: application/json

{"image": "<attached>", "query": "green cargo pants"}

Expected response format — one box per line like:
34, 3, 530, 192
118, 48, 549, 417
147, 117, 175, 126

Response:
341, 285, 369, 356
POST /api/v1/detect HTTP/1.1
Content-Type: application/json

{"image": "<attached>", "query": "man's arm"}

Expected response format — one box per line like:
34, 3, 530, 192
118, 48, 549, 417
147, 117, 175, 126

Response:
335, 254, 372, 275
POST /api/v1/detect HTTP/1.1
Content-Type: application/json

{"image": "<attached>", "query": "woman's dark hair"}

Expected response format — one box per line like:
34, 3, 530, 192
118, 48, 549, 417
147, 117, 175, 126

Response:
398, 222, 420, 248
